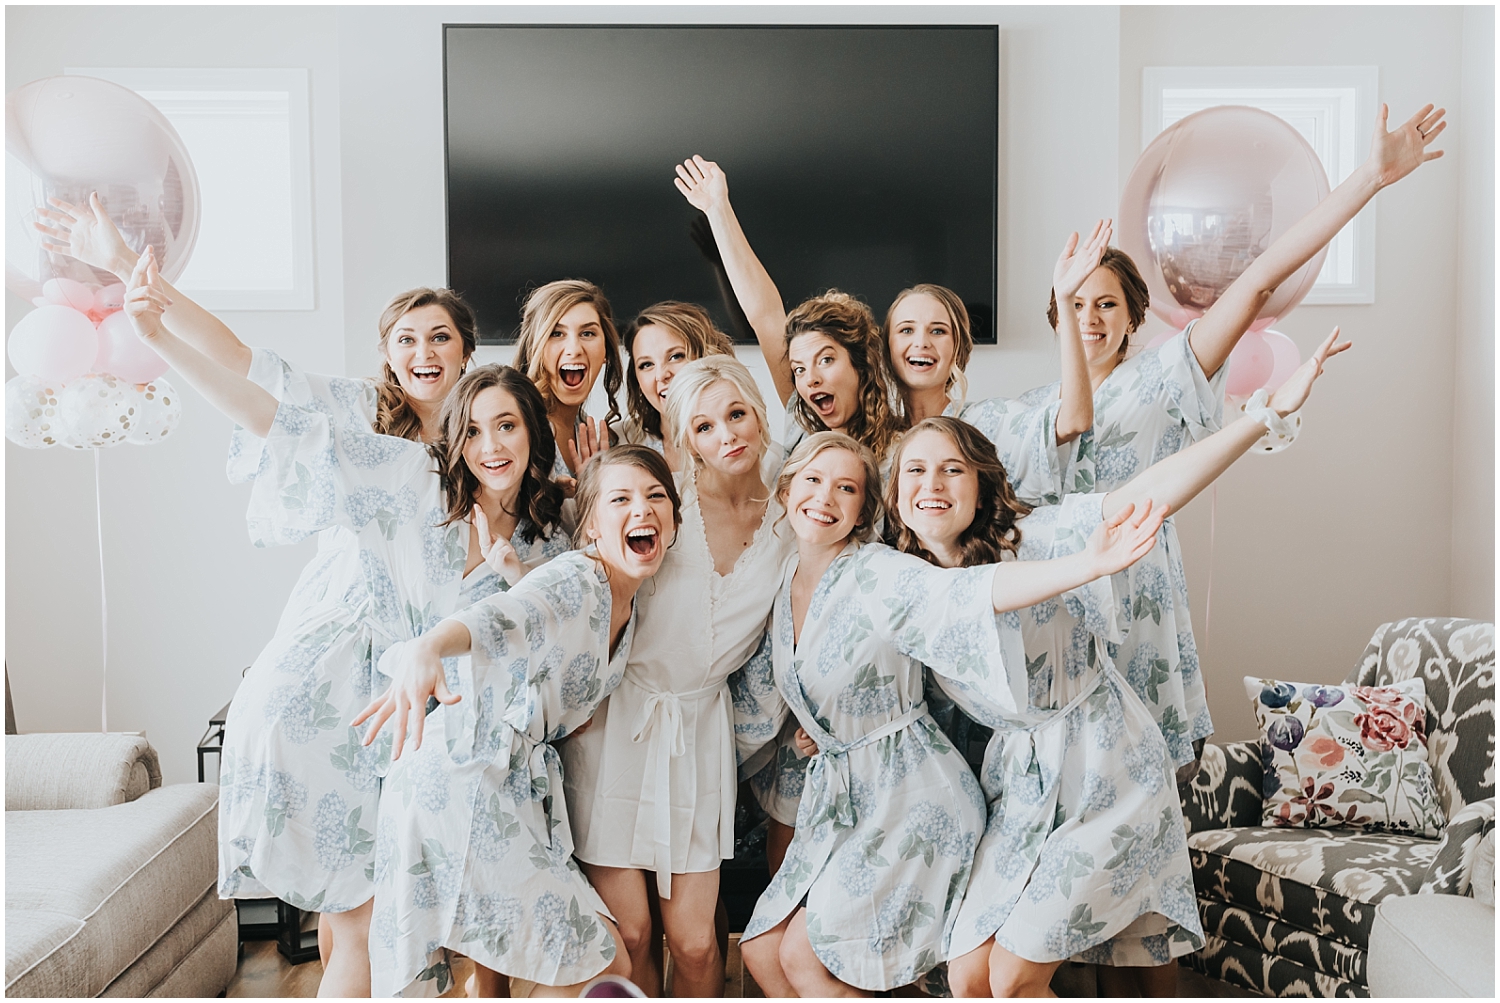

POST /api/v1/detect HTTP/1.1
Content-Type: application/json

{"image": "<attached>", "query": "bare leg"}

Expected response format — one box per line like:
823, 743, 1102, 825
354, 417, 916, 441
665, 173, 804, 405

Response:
582, 864, 662, 996
473, 964, 512, 997
715, 896, 730, 977
782, 909, 868, 997
658, 870, 725, 996
1096, 962, 1178, 997
529, 916, 633, 998
766, 820, 795, 876
646, 873, 665, 992
317, 898, 373, 997
987, 940, 1061, 999
948, 939, 994, 998
317, 913, 332, 968
740, 913, 797, 998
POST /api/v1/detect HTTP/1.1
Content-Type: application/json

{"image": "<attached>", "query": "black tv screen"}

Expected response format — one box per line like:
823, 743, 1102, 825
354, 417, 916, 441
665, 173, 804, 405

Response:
444, 24, 999, 344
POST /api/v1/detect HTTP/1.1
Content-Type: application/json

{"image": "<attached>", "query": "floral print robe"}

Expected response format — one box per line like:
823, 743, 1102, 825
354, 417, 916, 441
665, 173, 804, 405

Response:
739, 544, 1012, 991
217, 352, 564, 913
369, 551, 629, 995
1020, 327, 1228, 766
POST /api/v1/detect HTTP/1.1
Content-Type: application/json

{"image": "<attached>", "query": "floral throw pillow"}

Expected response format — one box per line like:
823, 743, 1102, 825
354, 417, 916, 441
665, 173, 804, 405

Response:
1244, 675, 1446, 837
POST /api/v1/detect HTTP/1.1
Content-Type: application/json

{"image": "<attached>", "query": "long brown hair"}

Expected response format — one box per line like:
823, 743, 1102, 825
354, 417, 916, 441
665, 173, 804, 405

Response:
1046, 248, 1150, 359
374, 288, 478, 440
776, 431, 883, 546
431, 365, 562, 545
885, 284, 974, 406
883, 417, 1031, 567
511, 279, 624, 427
784, 290, 906, 463
622, 301, 735, 440
572, 444, 683, 550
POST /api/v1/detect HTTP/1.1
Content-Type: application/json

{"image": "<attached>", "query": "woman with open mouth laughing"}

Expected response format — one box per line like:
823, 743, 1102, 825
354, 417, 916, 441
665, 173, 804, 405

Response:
616, 300, 737, 473
120, 251, 570, 996
884, 328, 1349, 998
733, 430, 1167, 997
563, 355, 792, 996
354, 446, 681, 997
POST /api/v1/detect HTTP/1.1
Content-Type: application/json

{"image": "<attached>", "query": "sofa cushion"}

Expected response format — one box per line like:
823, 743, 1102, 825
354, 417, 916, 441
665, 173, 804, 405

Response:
1346, 618, 1494, 820
1187, 932, 1366, 998
4, 784, 219, 997
99, 888, 235, 997
1187, 826, 1437, 949
5, 734, 161, 811
1367, 893, 1495, 998
1198, 899, 1366, 986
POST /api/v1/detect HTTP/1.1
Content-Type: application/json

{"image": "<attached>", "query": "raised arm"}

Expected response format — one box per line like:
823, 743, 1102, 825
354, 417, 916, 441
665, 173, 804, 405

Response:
36, 193, 254, 376
1106, 327, 1351, 519
990, 498, 1167, 613
1189, 104, 1445, 379
352, 618, 471, 756
1051, 220, 1109, 441
674, 156, 794, 405
123, 249, 275, 435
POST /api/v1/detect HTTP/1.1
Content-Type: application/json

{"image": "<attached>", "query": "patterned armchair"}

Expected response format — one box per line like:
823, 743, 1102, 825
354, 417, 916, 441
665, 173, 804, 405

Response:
1179, 618, 1495, 997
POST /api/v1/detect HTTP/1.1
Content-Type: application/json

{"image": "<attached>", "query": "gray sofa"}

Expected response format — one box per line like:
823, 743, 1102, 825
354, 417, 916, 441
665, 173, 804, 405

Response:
4, 733, 237, 997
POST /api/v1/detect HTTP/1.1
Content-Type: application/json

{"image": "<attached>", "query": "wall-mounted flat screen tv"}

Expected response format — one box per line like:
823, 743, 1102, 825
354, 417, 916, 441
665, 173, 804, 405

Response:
445, 24, 999, 344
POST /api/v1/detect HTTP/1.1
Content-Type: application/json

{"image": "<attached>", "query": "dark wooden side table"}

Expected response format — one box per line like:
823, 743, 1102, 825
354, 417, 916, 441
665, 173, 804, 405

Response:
199, 695, 320, 964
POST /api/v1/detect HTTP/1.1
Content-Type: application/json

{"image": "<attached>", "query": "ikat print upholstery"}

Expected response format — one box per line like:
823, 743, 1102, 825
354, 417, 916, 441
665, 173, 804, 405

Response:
1179, 618, 1494, 998
1244, 675, 1445, 837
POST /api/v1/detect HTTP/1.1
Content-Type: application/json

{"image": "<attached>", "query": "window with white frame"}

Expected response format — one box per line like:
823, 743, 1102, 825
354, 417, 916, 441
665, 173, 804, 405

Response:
66, 67, 314, 310
1141, 66, 1379, 305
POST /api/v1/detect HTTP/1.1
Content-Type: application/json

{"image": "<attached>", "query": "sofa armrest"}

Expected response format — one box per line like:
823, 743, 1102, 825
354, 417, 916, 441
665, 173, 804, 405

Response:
5, 733, 162, 811
1179, 740, 1264, 833
1419, 797, 1496, 897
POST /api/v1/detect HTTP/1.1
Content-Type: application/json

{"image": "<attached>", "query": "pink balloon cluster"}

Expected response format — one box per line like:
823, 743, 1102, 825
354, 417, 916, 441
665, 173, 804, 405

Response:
10, 278, 168, 384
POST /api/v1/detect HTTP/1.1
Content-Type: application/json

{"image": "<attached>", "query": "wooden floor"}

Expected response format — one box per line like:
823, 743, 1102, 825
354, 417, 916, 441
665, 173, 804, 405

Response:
228, 935, 1255, 997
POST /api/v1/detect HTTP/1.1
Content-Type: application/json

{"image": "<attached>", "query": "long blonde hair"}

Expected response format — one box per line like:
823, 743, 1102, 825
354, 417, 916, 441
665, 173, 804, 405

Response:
511, 279, 623, 427
885, 284, 973, 407
662, 355, 772, 470
374, 288, 478, 440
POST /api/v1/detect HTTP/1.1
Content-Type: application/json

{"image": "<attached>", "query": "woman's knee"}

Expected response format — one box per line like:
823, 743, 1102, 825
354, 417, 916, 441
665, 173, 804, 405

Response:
665, 925, 719, 971
778, 926, 824, 991
739, 933, 777, 980
988, 958, 1055, 998
947, 948, 993, 998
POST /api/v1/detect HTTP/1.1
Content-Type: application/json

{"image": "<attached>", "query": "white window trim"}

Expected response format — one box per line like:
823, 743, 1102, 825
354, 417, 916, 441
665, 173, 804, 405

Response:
66, 67, 315, 311
1141, 65, 1379, 305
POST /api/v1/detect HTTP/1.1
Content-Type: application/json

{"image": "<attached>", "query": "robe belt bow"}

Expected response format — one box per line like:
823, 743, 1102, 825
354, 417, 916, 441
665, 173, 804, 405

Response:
508, 726, 573, 857
799, 702, 930, 833
625, 671, 735, 898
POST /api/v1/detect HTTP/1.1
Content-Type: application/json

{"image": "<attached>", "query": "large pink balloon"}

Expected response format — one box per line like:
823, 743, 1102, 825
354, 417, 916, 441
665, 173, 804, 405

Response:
94, 310, 168, 383
5, 76, 200, 300
7, 304, 97, 381
1261, 329, 1302, 388
1224, 330, 1276, 397
1119, 106, 1330, 330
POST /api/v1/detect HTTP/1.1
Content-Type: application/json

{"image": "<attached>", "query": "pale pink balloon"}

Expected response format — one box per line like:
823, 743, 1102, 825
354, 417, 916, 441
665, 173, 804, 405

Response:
1224, 330, 1276, 397
7, 304, 98, 381
94, 310, 169, 383
93, 283, 126, 316
41, 277, 98, 312
1261, 329, 1302, 388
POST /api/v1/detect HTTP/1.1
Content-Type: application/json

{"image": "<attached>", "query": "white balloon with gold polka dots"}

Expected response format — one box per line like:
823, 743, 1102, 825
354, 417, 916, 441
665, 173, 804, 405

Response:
4, 374, 66, 448
126, 377, 181, 445
56, 373, 136, 449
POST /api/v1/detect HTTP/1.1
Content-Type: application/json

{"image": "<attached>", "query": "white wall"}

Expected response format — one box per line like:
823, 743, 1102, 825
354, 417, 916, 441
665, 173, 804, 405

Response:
5, 5, 1491, 781
5, 6, 346, 782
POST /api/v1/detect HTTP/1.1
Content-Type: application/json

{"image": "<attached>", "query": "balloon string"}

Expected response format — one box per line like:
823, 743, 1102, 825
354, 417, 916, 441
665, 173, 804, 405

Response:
95, 446, 108, 733
1202, 482, 1218, 668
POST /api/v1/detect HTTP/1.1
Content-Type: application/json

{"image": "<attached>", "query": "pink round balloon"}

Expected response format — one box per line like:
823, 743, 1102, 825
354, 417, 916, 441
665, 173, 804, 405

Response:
93, 282, 126, 315
41, 277, 97, 311
94, 310, 168, 383
1224, 330, 1276, 397
7, 304, 98, 381
1261, 329, 1302, 388
1119, 106, 1330, 330
5, 76, 200, 300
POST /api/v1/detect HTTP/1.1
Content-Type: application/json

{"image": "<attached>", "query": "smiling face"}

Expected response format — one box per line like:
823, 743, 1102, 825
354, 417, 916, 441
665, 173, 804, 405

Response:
461, 385, 531, 501
783, 445, 868, 547
887, 292, 959, 394
788, 332, 861, 431
631, 324, 693, 415
686, 379, 764, 478
583, 462, 675, 582
895, 428, 979, 554
384, 303, 467, 405
544, 301, 608, 408
1072, 267, 1133, 368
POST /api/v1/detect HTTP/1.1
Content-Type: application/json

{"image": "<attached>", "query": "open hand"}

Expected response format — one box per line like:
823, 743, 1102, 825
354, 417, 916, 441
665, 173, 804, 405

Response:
1367, 103, 1446, 189
34, 192, 138, 278
123, 248, 173, 340
1053, 219, 1113, 300
351, 638, 459, 758
674, 155, 729, 214
1269, 327, 1352, 417
474, 504, 523, 587
562, 416, 609, 474
1087, 498, 1168, 577
793, 727, 820, 758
